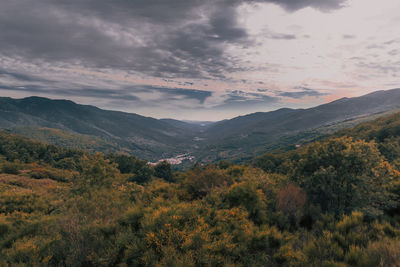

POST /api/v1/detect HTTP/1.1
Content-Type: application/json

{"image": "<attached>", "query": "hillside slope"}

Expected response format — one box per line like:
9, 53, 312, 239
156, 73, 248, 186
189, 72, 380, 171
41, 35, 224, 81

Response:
199, 88, 400, 162
1, 88, 400, 163
0, 97, 200, 160
0, 112, 400, 266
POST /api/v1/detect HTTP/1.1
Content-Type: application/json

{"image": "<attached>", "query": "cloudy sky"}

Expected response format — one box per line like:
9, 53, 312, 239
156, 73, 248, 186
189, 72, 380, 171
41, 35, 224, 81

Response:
0, 0, 399, 120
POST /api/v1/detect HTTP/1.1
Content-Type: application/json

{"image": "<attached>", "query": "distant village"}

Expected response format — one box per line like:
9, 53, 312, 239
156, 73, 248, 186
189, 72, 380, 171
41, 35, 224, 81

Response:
149, 153, 195, 166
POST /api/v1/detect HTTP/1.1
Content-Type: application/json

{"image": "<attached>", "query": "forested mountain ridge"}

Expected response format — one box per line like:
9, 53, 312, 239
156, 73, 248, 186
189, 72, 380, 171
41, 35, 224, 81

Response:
0, 96, 200, 160
1, 88, 400, 164
0, 108, 400, 265
200, 88, 400, 162
206, 88, 400, 139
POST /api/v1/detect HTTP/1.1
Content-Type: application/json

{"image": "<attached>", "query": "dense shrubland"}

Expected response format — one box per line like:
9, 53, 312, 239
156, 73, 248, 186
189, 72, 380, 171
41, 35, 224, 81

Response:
0, 112, 400, 266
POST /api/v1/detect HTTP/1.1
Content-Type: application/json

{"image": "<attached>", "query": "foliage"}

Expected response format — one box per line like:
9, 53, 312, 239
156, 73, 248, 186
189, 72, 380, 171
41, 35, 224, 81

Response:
291, 137, 398, 217
1, 162, 21, 175
1, 111, 400, 266
183, 167, 234, 199
154, 160, 174, 182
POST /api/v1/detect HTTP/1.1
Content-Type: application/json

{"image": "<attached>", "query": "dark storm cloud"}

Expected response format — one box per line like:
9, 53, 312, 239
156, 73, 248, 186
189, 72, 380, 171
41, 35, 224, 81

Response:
0, 0, 347, 80
0, 0, 248, 79
0, 69, 213, 104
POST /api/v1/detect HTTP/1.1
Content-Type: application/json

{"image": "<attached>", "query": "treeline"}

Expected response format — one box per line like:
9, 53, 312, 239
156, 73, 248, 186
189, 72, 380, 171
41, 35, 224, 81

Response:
10, 126, 121, 155
0, 111, 399, 266
0, 130, 169, 182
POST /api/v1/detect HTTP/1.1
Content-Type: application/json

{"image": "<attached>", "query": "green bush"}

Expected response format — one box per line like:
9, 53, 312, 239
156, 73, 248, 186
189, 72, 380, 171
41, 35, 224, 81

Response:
1, 162, 21, 175
154, 161, 173, 182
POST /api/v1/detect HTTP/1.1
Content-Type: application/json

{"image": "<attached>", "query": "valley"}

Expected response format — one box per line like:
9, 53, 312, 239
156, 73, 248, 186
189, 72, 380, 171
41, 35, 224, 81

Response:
2, 88, 400, 167
2, 1, 399, 265
1, 106, 400, 266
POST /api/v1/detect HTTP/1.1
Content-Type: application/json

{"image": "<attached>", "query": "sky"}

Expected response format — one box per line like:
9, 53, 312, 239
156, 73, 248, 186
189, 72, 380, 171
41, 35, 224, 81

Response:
0, 0, 399, 121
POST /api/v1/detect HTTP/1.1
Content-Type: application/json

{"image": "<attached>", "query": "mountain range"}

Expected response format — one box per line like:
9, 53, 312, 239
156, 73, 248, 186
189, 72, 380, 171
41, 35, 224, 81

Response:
1, 88, 400, 164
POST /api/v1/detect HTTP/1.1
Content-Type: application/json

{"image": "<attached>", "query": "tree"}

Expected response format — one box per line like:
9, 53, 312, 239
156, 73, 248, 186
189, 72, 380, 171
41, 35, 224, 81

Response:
225, 181, 267, 224
129, 161, 154, 184
183, 167, 233, 199
276, 184, 306, 214
253, 153, 285, 173
154, 161, 173, 182
291, 137, 398, 217
108, 154, 144, 174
